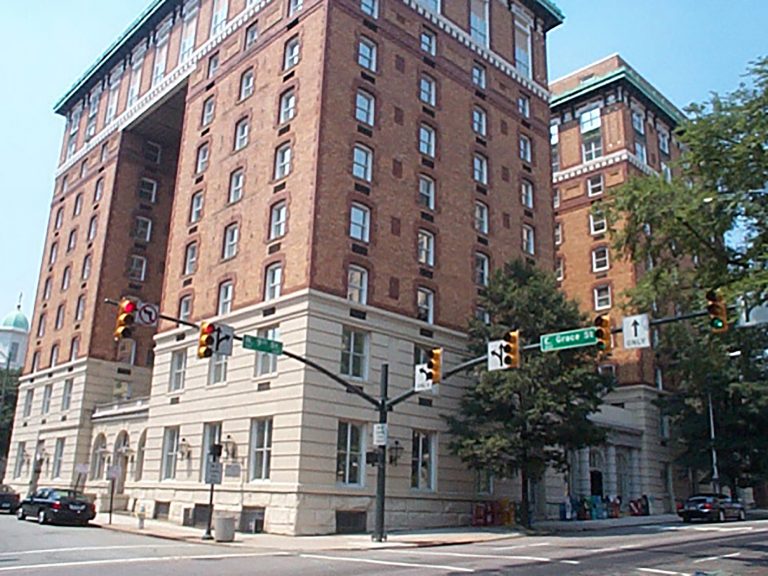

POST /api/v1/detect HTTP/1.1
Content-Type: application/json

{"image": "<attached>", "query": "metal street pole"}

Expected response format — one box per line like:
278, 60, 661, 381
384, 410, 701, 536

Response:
373, 364, 388, 542
707, 392, 720, 493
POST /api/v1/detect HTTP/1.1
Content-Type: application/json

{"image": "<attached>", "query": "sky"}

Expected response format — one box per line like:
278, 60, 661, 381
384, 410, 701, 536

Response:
0, 0, 766, 323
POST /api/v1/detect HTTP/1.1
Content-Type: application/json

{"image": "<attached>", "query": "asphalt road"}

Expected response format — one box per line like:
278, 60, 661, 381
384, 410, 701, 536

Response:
0, 514, 766, 575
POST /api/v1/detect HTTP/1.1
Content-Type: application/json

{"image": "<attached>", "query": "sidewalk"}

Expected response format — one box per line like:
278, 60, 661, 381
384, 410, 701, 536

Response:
534, 513, 680, 532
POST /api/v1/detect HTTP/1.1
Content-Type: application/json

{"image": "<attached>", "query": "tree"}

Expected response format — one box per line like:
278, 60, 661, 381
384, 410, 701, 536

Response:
0, 368, 20, 481
446, 260, 612, 527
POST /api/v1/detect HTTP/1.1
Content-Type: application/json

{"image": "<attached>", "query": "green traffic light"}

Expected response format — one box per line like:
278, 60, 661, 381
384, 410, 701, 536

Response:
711, 318, 724, 329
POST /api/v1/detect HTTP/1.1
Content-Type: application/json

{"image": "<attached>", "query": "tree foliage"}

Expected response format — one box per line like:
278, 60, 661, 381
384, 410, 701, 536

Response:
446, 260, 612, 526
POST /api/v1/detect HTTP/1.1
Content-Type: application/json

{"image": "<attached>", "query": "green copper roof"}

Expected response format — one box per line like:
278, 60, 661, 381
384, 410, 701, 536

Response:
551, 65, 685, 126
534, 0, 565, 24
53, 0, 171, 115
2, 307, 29, 332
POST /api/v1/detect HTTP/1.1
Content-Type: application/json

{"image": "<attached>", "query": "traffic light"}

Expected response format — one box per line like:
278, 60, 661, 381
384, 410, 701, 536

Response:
594, 314, 612, 354
426, 347, 443, 383
198, 322, 217, 359
502, 330, 521, 368
113, 298, 138, 340
706, 290, 728, 333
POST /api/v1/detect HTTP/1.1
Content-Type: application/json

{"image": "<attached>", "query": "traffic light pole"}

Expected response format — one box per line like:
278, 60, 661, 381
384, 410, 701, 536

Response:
373, 365, 389, 543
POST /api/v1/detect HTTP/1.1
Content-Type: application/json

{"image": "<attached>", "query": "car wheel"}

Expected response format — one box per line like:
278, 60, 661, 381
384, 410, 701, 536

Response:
718, 509, 726, 523
738, 509, 746, 521
16, 507, 26, 521
682, 515, 691, 523
37, 510, 47, 525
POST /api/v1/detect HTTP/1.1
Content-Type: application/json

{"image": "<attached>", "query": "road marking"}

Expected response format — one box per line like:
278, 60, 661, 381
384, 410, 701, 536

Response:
592, 544, 639, 553
385, 549, 579, 566
693, 551, 741, 563
300, 554, 475, 573
0, 544, 195, 557
0, 552, 286, 573
637, 568, 690, 576
492, 542, 551, 550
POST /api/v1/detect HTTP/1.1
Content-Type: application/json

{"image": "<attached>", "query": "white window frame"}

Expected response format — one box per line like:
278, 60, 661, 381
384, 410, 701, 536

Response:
41, 384, 52, 415
135, 216, 152, 242
419, 124, 436, 157
229, 169, 244, 203
75, 294, 85, 321
522, 225, 535, 255
341, 327, 368, 379
580, 107, 601, 133
519, 135, 532, 163
255, 326, 280, 377
234, 118, 250, 151
184, 242, 198, 275
274, 143, 292, 179
347, 265, 368, 305
239, 68, 254, 100
169, 349, 187, 392
161, 427, 179, 480
472, 63, 486, 89
264, 263, 282, 301
472, 106, 487, 136
210, 0, 228, 36
209, 353, 228, 385
417, 229, 435, 267
590, 211, 607, 236
222, 223, 239, 260
352, 144, 373, 181
61, 379, 73, 411
269, 202, 287, 239
283, 36, 300, 70
474, 201, 489, 234
420, 75, 436, 106
555, 258, 564, 281
218, 281, 234, 315
138, 178, 157, 203
632, 109, 645, 134
514, 20, 531, 79
518, 95, 530, 118
279, 89, 296, 124
469, 0, 489, 47
128, 255, 147, 281
592, 247, 610, 272
583, 130, 603, 162
594, 285, 612, 310
52, 438, 65, 479
554, 222, 562, 246
635, 140, 648, 164
473, 153, 488, 184
420, 29, 436, 56
190, 192, 203, 223
179, 295, 192, 322
410, 430, 435, 491
357, 38, 377, 72
475, 252, 489, 286
416, 287, 434, 323
336, 421, 364, 486
349, 203, 371, 243
196, 143, 209, 173
355, 90, 375, 126
521, 180, 534, 209
249, 418, 273, 481
587, 174, 604, 197
288, 0, 303, 17
418, 175, 435, 210
658, 131, 670, 155
360, 0, 379, 19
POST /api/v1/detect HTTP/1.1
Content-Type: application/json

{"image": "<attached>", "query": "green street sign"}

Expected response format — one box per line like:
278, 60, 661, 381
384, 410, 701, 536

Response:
540, 327, 597, 352
242, 334, 284, 355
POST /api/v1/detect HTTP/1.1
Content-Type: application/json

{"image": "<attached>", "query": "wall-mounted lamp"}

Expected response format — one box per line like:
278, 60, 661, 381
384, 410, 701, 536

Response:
178, 438, 192, 459
223, 434, 238, 460
389, 440, 404, 466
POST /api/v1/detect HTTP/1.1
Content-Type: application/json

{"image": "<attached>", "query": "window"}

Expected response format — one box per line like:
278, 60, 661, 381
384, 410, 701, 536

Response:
587, 174, 604, 197
418, 175, 435, 210
152, 40, 168, 85
336, 421, 363, 485
161, 427, 179, 480
201, 96, 215, 126
554, 222, 562, 246
69, 337, 79, 361
144, 141, 162, 164
355, 90, 375, 126
288, 0, 303, 17
416, 287, 434, 323
61, 266, 71, 290
127, 62, 142, 106
590, 209, 607, 235
23, 389, 33, 418
61, 379, 73, 411
75, 294, 85, 321
42, 384, 52, 415
661, 162, 672, 183
100, 143, 109, 163
279, 89, 296, 123
360, 0, 379, 18
81, 255, 91, 280
582, 130, 603, 162
475, 252, 489, 286
349, 203, 370, 242
179, 11, 198, 62
658, 131, 670, 155
635, 140, 647, 164
73, 193, 83, 216
269, 202, 287, 239
239, 68, 254, 100
52, 438, 65, 479
555, 258, 564, 281
518, 95, 530, 118
472, 63, 486, 89
128, 255, 147, 281
417, 0, 440, 11
341, 327, 367, 379
209, 353, 228, 384
274, 143, 292, 179
54, 208, 64, 230
264, 263, 282, 300
210, 0, 228, 35
632, 109, 645, 134
169, 349, 186, 392
234, 118, 250, 150
222, 223, 239, 259
420, 75, 436, 106
66, 230, 76, 252
417, 229, 435, 266
249, 418, 272, 481
87, 216, 98, 242
225, 169, 244, 204
196, 143, 210, 173
347, 266, 368, 304
580, 107, 601, 132
50, 345, 59, 367
411, 430, 434, 490
519, 135, 532, 163
357, 38, 377, 72
474, 201, 489, 234
207, 53, 220, 77
522, 225, 535, 255
218, 281, 233, 315
473, 153, 488, 184
43, 277, 52, 300
551, 124, 560, 172
419, 124, 436, 157
80, 160, 88, 179
594, 285, 611, 310
283, 36, 300, 70
13, 442, 25, 478
135, 217, 152, 242
521, 180, 534, 209
514, 21, 531, 78
592, 247, 610, 272
245, 22, 259, 48
37, 314, 45, 338
190, 192, 204, 223
139, 178, 157, 203
420, 29, 436, 56
49, 242, 58, 265
178, 295, 192, 322
472, 106, 487, 136
469, 0, 488, 47
352, 145, 373, 181
255, 326, 280, 376
106, 83, 120, 124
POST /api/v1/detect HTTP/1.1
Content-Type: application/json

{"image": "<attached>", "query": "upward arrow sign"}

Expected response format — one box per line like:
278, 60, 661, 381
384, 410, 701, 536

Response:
631, 319, 640, 338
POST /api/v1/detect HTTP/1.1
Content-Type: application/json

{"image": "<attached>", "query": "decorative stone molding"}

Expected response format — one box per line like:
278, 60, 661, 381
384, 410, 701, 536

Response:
552, 149, 657, 184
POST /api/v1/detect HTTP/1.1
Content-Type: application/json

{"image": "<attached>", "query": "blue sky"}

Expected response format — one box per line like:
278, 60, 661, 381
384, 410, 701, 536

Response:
0, 0, 766, 322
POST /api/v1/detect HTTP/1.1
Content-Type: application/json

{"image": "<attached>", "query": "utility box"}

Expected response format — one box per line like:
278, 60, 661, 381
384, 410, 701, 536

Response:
214, 516, 236, 542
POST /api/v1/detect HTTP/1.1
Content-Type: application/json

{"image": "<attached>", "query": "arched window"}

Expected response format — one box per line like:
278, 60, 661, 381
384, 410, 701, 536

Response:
90, 434, 107, 480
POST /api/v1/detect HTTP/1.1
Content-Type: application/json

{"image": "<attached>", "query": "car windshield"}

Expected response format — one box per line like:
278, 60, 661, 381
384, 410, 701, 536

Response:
50, 490, 86, 501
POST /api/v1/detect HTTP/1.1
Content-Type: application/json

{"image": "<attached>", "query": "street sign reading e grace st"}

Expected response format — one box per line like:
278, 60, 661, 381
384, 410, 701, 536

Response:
540, 327, 597, 352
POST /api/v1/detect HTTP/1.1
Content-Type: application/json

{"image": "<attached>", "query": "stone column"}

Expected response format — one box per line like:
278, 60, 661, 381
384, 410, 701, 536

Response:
606, 445, 617, 498
630, 448, 642, 499
577, 448, 590, 497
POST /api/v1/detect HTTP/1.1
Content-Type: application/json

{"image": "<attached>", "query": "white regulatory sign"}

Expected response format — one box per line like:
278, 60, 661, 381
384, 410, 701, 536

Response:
215, 324, 235, 356
136, 302, 159, 327
414, 363, 432, 391
487, 340, 506, 371
205, 461, 223, 485
623, 314, 650, 349
373, 423, 388, 447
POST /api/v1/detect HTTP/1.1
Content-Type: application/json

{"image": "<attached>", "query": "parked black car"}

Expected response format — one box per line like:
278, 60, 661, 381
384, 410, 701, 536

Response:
678, 493, 746, 523
16, 488, 96, 525
0, 485, 20, 513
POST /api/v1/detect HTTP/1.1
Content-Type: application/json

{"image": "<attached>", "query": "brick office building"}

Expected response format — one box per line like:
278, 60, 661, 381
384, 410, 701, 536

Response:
549, 54, 686, 512
8, 0, 565, 534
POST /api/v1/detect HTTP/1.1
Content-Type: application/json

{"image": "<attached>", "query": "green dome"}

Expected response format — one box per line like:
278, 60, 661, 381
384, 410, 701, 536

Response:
2, 307, 29, 332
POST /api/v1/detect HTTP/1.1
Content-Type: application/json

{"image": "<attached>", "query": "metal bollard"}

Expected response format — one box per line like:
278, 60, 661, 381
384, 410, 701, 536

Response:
137, 505, 146, 530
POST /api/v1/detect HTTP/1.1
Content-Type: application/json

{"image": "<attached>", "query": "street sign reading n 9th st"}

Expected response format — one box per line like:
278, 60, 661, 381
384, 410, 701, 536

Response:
242, 334, 284, 355
540, 327, 597, 352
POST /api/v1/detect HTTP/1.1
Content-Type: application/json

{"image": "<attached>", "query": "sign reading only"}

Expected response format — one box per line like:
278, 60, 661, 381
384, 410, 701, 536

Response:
243, 334, 284, 355
540, 327, 596, 352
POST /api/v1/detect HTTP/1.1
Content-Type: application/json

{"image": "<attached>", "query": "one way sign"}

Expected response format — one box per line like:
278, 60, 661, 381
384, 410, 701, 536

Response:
622, 314, 650, 349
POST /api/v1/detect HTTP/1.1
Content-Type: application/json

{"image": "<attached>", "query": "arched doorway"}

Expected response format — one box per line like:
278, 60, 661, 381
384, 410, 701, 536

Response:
113, 431, 130, 494
590, 449, 605, 497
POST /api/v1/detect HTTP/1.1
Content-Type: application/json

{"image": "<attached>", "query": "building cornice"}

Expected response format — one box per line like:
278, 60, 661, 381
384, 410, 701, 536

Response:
552, 149, 656, 184
520, 0, 565, 31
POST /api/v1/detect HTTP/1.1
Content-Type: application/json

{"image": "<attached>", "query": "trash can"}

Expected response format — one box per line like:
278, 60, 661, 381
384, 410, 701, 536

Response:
214, 516, 236, 542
